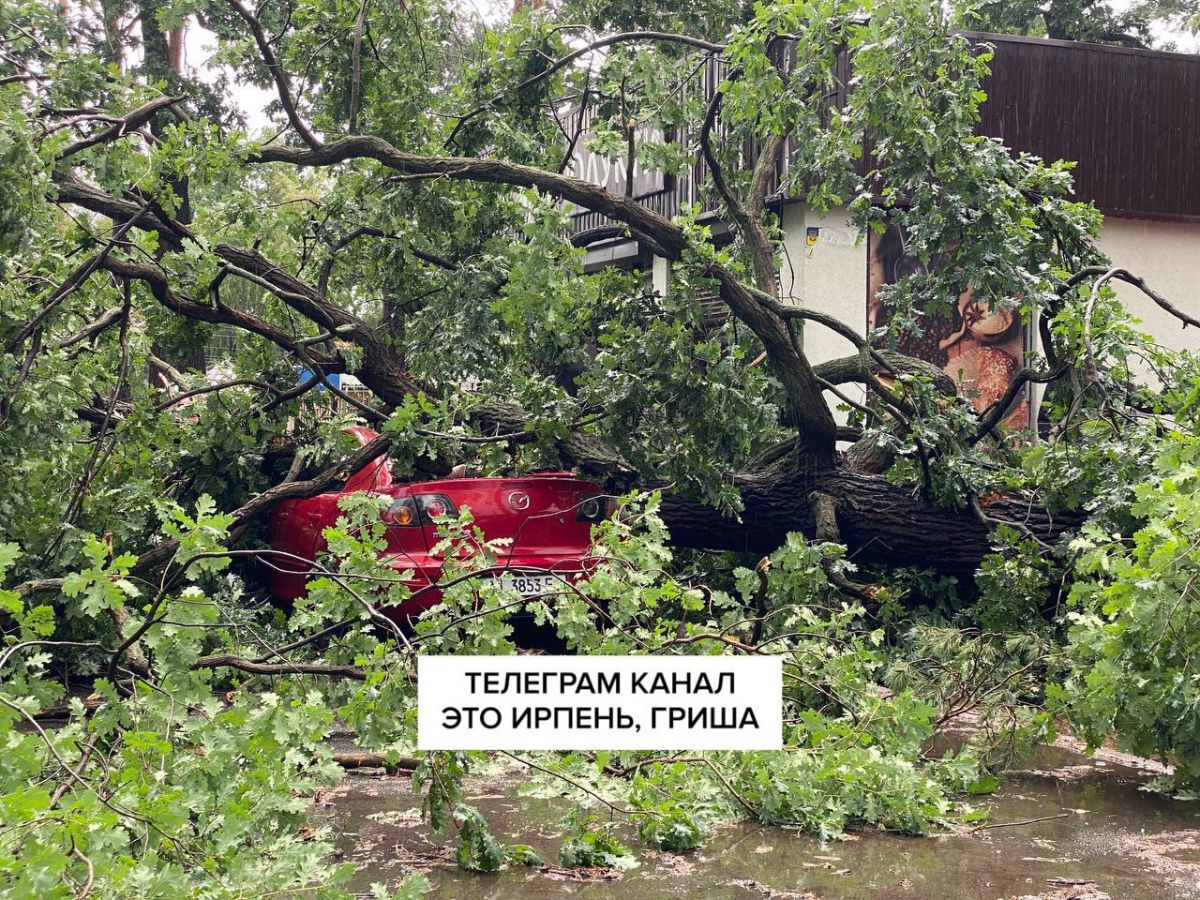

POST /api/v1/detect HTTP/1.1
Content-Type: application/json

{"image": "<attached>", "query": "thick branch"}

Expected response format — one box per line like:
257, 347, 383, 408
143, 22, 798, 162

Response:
969, 365, 1067, 445
1063, 266, 1199, 330
53, 307, 125, 350
57, 94, 186, 159
13, 432, 396, 599
5, 202, 151, 354
55, 171, 189, 251
52, 170, 643, 478
808, 491, 879, 603
569, 223, 672, 260
711, 270, 838, 460
744, 132, 788, 294
698, 65, 787, 297
253, 138, 836, 459
699, 72, 747, 236
332, 752, 420, 771
813, 350, 957, 397
192, 654, 366, 680
98, 255, 338, 367
252, 137, 691, 257
227, 0, 321, 149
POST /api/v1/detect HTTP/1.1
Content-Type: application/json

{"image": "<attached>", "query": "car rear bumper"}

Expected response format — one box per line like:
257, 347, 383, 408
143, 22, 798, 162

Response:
263, 552, 591, 621
383, 555, 591, 620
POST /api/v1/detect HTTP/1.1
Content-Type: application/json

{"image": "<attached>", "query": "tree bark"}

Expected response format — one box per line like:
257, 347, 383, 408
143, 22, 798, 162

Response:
659, 466, 1079, 576
332, 752, 420, 771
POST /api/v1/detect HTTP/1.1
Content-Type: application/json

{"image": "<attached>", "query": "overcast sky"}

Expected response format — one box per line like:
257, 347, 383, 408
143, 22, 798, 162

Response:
182, 0, 512, 134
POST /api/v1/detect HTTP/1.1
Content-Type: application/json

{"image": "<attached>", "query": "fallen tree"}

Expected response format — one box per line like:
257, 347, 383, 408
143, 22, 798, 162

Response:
32, 64, 1100, 578
6, 0, 1200, 894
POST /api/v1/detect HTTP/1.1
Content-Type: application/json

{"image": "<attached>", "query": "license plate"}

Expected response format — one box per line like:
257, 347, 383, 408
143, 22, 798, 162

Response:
490, 573, 558, 597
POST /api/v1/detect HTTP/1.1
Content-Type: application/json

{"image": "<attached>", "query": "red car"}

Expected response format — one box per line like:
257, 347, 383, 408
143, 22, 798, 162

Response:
265, 427, 608, 621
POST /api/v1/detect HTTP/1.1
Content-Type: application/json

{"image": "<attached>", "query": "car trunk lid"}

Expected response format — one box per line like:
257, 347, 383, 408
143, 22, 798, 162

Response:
413, 475, 603, 562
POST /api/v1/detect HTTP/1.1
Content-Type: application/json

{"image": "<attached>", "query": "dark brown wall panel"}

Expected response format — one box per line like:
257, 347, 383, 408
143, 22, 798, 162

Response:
968, 33, 1200, 222
569, 33, 1200, 234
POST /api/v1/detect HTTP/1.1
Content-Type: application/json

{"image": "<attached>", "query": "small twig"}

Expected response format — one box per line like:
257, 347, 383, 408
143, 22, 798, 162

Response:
969, 812, 1069, 834
970, 496, 1054, 554
4, 202, 152, 356
292, 341, 387, 422
445, 31, 722, 148
152, 378, 283, 413
969, 365, 1067, 446
348, 0, 369, 133
750, 556, 771, 646
191, 654, 368, 680
72, 845, 95, 899
59, 287, 133, 534
499, 751, 643, 817
1063, 266, 1199, 329
1083, 266, 1121, 382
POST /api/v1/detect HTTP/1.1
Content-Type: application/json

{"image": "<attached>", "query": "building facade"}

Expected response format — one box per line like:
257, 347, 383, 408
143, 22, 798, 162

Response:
572, 33, 1200, 422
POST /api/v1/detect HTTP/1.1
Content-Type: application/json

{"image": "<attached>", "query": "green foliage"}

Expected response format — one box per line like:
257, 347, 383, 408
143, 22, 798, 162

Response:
971, 528, 1055, 631
498, 506, 1006, 842
1060, 434, 1200, 787
0, 90, 42, 258
558, 814, 637, 869
1, 0, 1197, 891
0, 505, 443, 897
454, 805, 506, 872
636, 804, 707, 852
970, 0, 1199, 48
61, 537, 141, 617
3, 541, 346, 896
505, 843, 545, 867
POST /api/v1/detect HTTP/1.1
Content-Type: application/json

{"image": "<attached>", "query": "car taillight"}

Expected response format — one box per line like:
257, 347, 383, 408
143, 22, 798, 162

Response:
382, 495, 458, 526
576, 495, 608, 522
415, 493, 456, 522
383, 498, 418, 526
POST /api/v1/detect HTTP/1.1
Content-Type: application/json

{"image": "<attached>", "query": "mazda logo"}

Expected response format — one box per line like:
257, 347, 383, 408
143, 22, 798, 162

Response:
508, 491, 531, 511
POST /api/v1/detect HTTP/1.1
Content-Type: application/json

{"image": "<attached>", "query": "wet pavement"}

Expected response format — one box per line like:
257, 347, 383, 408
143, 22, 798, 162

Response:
311, 739, 1200, 899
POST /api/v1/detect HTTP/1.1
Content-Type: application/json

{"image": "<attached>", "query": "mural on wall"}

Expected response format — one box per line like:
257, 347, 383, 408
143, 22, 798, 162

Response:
867, 225, 1029, 430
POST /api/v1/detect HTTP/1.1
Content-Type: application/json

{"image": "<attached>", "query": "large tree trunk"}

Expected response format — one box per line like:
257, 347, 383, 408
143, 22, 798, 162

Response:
659, 466, 1078, 576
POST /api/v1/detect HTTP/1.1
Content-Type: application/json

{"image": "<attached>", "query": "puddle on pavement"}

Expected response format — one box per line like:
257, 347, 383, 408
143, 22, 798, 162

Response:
310, 740, 1200, 899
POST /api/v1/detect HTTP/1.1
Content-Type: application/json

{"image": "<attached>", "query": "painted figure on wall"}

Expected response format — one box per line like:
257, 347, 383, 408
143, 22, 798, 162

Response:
867, 225, 1029, 430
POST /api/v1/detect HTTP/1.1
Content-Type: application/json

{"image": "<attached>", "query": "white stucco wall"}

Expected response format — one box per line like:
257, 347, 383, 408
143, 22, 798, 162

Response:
653, 207, 1198, 425
651, 254, 671, 297
776, 207, 1200, 420
776, 208, 1200, 353
1093, 217, 1200, 358
1025, 217, 1200, 409
778, 203, 869, 424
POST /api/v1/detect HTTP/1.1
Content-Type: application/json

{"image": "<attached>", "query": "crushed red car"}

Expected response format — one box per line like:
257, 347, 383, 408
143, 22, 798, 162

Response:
264, 427, 608, 621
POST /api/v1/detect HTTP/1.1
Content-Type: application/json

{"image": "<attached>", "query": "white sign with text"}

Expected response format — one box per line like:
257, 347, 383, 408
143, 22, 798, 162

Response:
418, 656, 783, 751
